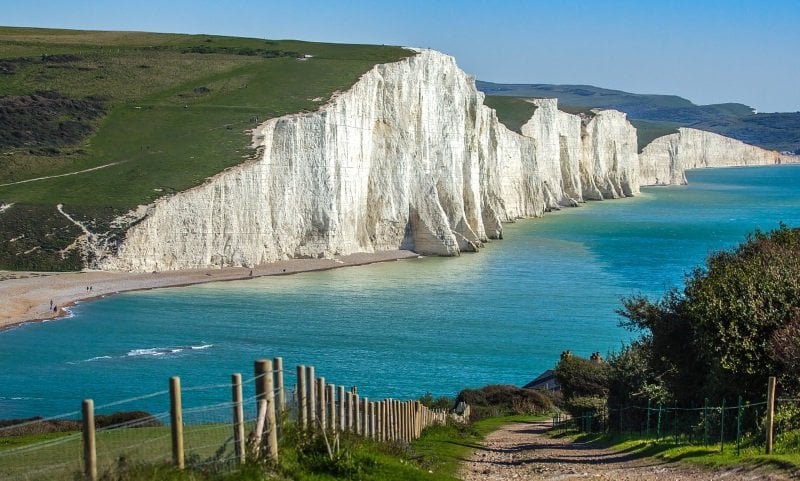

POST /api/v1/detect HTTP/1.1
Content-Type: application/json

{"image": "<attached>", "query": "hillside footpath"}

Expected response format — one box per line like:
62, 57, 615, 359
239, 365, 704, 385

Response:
460, 420, 794, 481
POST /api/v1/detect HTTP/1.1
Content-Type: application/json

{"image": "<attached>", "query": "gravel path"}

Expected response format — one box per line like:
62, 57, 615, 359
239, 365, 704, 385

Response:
460, 420, 794, 480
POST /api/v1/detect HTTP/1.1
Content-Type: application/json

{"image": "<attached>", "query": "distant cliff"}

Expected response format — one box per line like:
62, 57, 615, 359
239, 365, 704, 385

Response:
99, 50, 786, 271
639, 127, 792, 185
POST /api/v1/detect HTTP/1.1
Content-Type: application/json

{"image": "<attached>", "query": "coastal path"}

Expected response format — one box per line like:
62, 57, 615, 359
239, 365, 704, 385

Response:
460, 419, 793, 480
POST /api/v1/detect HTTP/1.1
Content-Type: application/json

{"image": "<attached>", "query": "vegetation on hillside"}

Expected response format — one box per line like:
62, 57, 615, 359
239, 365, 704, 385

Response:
555, 225, 800, 446
0, 388, 542, 481
0, 26, 411, 270
483, 94, 601, 136
456, 384, 554, 420
629, 119, 681, 152
614, 224, 800, 404
482, 95, 538, 133
478, 81, 800, 153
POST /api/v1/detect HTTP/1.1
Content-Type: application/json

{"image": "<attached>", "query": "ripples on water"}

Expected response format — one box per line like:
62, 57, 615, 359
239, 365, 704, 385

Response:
2, 165, 800, 417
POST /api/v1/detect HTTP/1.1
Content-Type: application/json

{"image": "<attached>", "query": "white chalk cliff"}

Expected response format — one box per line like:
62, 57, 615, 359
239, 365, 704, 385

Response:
639, 127, 791, 185
98, 50, 788, 272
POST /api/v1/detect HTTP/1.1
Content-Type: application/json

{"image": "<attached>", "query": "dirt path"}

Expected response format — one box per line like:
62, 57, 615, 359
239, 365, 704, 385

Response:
0, 161, 121, 187
460, 420, 794, 481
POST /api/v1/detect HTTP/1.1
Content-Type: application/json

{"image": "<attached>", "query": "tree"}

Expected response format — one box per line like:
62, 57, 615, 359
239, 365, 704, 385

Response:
554, 355, 610, 400
618, 225, 800, 403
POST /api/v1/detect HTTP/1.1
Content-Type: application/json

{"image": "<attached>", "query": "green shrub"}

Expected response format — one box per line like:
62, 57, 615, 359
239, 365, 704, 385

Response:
618, 225, 800, 403
456, 384, 553, 420
554, 355, 610, 400
418, 392, 453, 410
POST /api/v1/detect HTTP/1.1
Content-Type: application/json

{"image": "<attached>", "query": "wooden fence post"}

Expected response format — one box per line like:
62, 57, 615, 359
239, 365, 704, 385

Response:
231, 374, 245, 464
170, 376, 184, 469
372, 402, 378, 439
354, 393, 361, 435
368, 400, 375, 439
252, 399, 267, 458
297, 365, 307, 429
377, 401, 384, 441
82, 399, 97, 481
338, 385, 346, 432
400, 401, 406, 441
274, 357, 285, 420
414, 401, 421, 438
327, 384, 336, 430
362, 397, 370, 438
254, 360, 268, 402
766, 376, 777, 454
263, 359, 279, 461
346, 391, 354, 432
389, 399, 399, 441
306, 366, 316, 426
407, 401, 413, 441
318, 377, 327, 432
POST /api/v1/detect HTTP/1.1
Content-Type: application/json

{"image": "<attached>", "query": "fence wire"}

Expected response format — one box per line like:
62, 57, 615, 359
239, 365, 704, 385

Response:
554, 397, 800, 455
0, 379, 248, 480
0, 359, 457, 480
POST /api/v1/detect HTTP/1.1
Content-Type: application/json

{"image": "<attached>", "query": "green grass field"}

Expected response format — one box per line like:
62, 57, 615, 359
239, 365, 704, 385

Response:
0, 26, 411, 270
0, 415, 544, 481
0, 423, 235, 481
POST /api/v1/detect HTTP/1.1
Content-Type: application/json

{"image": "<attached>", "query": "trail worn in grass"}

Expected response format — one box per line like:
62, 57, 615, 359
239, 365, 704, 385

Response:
460, 419, 795, 480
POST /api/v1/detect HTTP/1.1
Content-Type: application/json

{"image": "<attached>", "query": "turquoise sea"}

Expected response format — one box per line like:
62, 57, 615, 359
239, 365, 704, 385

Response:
2, 165, 800, 419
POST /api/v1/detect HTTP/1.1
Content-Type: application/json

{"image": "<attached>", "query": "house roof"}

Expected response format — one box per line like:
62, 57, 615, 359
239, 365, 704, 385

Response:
522, 369, 560, 390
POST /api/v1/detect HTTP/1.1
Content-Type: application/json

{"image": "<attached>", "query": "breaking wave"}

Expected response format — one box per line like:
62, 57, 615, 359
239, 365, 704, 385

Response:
67, 345, 213, 364
67, 355, 113, 365
126, 344, 214, 358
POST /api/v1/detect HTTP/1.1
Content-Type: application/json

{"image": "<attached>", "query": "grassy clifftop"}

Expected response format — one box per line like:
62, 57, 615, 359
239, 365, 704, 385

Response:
0, 27, 411, 270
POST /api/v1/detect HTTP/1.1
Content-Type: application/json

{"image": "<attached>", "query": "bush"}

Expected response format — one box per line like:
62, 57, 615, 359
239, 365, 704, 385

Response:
554, 355, 610, 400
0, 411, 161, 436
618, 225, 800, 403
418, 392, 453, 410
0, 91, 105, 148
455, 384, 553, 420
564, 396, 608, 431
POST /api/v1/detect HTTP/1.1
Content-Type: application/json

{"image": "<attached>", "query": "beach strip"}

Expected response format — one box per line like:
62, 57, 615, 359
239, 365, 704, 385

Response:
0, 250, 420, 330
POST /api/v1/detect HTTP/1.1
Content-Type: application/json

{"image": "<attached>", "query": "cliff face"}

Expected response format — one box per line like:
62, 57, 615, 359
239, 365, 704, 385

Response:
98, 50, 782, 272
639, 127, 789, 185
102, 50, 549, 270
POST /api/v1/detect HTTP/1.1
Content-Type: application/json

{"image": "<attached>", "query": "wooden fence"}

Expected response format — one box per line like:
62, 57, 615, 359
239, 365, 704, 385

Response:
552, 376, 789, 457
78, 357, 468, 480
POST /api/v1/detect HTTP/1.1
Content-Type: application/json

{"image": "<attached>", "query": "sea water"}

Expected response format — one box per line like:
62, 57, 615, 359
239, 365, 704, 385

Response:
2, 165, 800, 419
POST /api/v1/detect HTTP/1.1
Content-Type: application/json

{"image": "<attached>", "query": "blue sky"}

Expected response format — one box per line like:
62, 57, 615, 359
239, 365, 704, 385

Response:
2, 0, 799, 112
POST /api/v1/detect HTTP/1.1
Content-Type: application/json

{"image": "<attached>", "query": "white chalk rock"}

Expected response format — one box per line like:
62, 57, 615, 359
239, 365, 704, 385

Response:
639, 127, 789, 185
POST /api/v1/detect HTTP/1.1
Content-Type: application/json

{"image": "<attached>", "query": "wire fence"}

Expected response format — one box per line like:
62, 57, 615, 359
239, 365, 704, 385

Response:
0, 357, 465, 481
553, 384, 800, 455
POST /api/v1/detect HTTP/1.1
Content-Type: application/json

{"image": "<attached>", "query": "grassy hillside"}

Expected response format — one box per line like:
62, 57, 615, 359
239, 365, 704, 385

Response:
482, 96, 539, 133
484, 95, 599, 136
0, 27, 411, 270
629, 119, 681, 152
478, 81, 800, 153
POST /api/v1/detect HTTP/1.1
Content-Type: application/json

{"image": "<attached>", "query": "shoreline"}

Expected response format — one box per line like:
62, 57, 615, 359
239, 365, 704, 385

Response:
0, 250, 421, 331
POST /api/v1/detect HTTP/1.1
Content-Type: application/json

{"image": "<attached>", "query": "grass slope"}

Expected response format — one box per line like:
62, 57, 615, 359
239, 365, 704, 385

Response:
0, 415, 544, 481
569, 431, 800, 475
478, 80, 800, 153
483, 95, 599, 136
0, 26, 411, 270
482, 96, 539, 133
